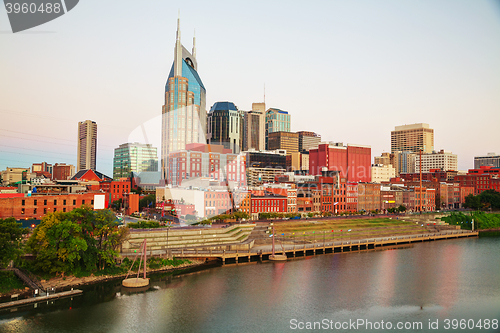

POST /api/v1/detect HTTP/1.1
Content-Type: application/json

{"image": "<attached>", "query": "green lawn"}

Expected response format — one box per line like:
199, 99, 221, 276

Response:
273, 217, 427, 241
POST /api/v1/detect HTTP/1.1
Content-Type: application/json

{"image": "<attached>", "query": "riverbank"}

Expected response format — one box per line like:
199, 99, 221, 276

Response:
39, 259, 205, 290
0, 259, 205, 299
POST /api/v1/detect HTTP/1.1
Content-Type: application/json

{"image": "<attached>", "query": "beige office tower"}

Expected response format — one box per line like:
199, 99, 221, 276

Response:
391, 123, 434, 154
77, 120, 97, 172
245, 103, 266, 150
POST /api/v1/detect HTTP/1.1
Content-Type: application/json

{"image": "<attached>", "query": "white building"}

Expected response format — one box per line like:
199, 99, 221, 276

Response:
415, 150, 458, 173
371, 164, 396, 183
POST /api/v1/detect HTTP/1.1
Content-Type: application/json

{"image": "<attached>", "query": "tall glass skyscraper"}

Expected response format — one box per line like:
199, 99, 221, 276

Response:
113, 142, 158, 179
265, 108, 290, 149
207, 101, 244, 153
161, 18, 207, 180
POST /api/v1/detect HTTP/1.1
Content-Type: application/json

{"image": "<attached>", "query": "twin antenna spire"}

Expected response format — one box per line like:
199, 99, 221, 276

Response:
176, 12, 196, 59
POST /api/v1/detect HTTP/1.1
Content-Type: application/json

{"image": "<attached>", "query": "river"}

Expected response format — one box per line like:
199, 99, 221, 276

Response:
1, 236, 499, 333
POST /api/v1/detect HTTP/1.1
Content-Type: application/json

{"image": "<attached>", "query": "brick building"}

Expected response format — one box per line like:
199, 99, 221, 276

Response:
250, 194, 287, 217
0, 193, 103, 219
357, 183, 381, 212
309, 142, 371, 182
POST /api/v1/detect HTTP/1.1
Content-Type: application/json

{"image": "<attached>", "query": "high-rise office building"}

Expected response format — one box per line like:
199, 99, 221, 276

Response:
243, 102, 266, 152
415, 149, 458, 173
297, 131, 321, 152
265, 108, 290, 149
391, 123, 434, 154
474, 153, 500, 168
243, 111, 263, 151
161, 18, 207, 180
77, 120, 97, 171
268, 131, 299, 154
113, 142, 159, 179
395, 151, 416, 175
207, 101, 244, 153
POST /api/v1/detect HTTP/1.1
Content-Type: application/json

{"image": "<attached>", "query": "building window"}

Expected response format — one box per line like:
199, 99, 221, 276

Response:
63, 208, 66, 212
44, 199, 47, 205
73, 199, 76, 205
91, 200, 94, 205
54, 199, 57, 205
82, 200, 85, 205
54, 208, 57, 212
22, 199, 25, 206
34, 199, 37, 206
63, 200, 66, 205
34, 208, 37, 214
44, 208, 47, 214
21, 208, 25, 214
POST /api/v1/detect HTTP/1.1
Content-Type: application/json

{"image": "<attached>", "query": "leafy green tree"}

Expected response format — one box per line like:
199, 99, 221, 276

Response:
478, 190, 500, 210
233, 211, 249, 220
397, 205, 407, 213
464, 194, 481, 210
27, 208, 128, 275
0, 218, 27, 268
139, 194, 156, 210
26, 212, 88, 275
111, 198, 122, 210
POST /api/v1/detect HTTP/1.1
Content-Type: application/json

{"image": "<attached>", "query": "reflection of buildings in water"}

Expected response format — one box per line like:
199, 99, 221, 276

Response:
373, 249, 397, 307
435, 244, 461, 312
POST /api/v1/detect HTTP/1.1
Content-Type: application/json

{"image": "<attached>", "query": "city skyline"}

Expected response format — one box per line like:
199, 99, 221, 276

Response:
1, 0, 500, 176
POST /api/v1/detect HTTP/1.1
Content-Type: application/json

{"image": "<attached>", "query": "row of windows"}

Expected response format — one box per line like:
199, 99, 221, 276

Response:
22, 199, 89, 206
252, 200, 285, 206
22, 207, 73, 214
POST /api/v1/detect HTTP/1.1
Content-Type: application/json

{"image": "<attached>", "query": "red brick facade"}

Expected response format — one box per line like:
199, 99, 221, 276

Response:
0, 193, 101, 219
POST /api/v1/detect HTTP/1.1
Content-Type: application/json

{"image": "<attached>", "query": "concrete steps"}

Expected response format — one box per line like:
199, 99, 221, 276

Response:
247, 223, 270, 245
121, 224, 255, 254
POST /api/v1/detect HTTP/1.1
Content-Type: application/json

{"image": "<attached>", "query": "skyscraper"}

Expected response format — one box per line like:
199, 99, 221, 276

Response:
267, 131, 299, 154
161, 18, 207, 180
243, 110, 263, 151
391, 123, 434, 154
113, 142, 159, 179
207, 101, 244, 153
297, 131, 321, 153
77, 120, 97, 171
265, 108, 290, 149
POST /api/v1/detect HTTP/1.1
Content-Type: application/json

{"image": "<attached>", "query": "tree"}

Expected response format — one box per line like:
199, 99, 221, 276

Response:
139, 194, 156, 210
93, 209, 129, 269
111, 198, 123, 210
478, 190, 500, 210
26, 212, 88, 275
0, 218, 27, 268
27, 207, 129, 275
397, 205, 407, 213
464, 194, 481, 210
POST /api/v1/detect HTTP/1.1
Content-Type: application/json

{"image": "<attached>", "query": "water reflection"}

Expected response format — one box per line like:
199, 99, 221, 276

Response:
1, 238, 499, 333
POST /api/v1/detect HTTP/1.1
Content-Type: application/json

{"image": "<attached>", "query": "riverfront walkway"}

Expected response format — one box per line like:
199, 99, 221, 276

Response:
168, 229, 478, 264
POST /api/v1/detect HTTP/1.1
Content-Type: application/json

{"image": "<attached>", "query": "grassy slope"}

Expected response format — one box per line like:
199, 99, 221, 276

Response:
0, 271, 26, 294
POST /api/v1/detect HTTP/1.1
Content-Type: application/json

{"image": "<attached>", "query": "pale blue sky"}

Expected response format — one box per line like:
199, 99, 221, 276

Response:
1, 0, 500, 176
